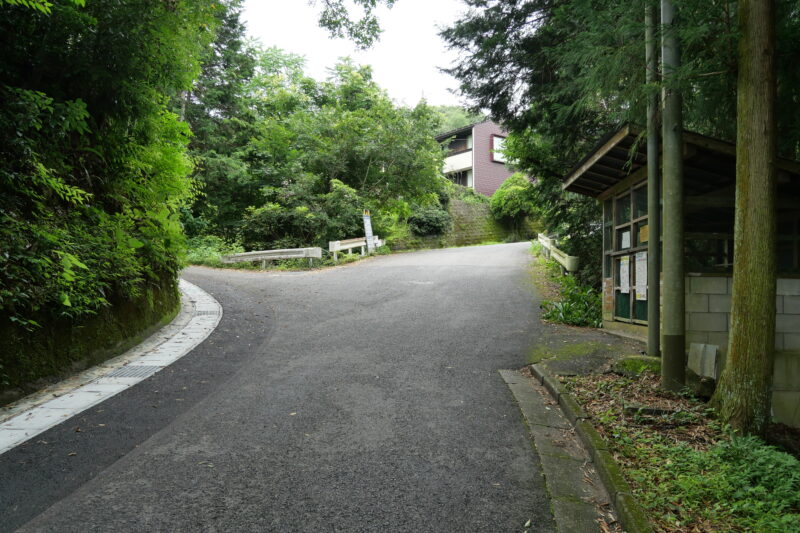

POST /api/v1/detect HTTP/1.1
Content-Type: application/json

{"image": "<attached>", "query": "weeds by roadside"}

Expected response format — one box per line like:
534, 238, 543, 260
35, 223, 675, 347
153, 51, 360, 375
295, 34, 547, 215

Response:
531, 242, 602, 328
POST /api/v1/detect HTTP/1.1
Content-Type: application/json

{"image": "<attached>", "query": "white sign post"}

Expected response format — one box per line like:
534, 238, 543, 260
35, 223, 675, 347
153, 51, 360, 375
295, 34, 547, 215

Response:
363, 210, 375, 253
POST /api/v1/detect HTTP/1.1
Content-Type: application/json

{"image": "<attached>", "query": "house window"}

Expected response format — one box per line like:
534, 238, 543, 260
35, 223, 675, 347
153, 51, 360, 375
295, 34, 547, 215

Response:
490, 135, 506, 163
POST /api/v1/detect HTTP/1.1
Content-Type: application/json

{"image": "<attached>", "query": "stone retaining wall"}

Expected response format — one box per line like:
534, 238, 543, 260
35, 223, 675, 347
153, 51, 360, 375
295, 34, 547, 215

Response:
393, 198, 510, 249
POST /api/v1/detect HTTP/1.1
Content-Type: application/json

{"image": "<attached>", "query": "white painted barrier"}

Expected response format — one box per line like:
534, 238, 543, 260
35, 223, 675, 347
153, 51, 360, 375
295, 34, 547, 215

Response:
328, 236, 383, 261
537, 234, 579, 273
221, 247, 323, 268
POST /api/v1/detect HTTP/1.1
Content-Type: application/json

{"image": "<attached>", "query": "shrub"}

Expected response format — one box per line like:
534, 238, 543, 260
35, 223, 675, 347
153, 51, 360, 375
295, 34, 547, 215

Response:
490, 173, 535, 239
541, 273, 602, 327
408, 207, 452, 236
185, 236, 244, 267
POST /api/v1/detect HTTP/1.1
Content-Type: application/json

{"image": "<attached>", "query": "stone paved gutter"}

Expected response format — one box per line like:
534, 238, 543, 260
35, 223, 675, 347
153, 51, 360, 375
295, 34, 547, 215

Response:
529, 363, 654, 533
500, 369, 619, 532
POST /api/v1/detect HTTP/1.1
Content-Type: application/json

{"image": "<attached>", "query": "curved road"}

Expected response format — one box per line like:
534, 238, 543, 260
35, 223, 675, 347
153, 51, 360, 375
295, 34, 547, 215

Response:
2, 242, 555, 532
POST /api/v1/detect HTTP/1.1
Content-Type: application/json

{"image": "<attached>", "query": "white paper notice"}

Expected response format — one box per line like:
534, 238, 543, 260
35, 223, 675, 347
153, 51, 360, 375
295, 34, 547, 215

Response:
620, 256, 630, 294
621, 231, 631, 249
635, 252, 647, 300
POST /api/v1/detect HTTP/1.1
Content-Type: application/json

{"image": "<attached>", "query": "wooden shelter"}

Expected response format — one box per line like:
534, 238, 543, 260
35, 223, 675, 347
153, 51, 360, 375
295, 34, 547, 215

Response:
563, 124, 800, 426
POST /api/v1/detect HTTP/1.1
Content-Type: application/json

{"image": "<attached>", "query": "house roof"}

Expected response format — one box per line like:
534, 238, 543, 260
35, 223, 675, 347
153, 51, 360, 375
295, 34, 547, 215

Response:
435, 119, 492, 142
562, 123, 800, 199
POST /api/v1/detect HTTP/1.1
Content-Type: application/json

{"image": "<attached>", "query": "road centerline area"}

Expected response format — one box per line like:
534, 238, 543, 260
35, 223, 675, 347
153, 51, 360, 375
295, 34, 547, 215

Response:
5, 243, 556, 533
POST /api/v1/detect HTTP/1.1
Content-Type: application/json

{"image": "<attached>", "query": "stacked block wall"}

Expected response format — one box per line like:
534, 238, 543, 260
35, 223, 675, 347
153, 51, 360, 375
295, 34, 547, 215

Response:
686, 275, 800, 426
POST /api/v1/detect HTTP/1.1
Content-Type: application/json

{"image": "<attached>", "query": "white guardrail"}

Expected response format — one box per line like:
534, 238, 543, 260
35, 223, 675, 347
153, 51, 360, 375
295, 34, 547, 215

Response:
329, 236, 383, 261
537, 234, 580, 273
222, 247, 323, 268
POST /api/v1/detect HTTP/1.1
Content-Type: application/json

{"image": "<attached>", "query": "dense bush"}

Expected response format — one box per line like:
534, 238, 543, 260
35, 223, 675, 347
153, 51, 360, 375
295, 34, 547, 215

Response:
240, 178, 364, 250
408, 207, 452, 236
540, 259, 602, 328
490, 173, 536, 238
185, 51, 446, 247
0, 1, 213, 330
0, 0, 215, 389
185, 236, 245, 267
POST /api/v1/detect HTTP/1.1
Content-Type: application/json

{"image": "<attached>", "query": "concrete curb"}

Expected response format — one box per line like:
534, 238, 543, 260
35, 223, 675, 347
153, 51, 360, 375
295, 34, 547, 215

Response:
0, 279, 222, 455
530, 364, 654, 533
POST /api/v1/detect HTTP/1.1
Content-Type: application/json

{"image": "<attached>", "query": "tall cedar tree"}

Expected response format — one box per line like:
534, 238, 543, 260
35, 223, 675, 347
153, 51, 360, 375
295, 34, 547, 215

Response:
711, 0, 777, 436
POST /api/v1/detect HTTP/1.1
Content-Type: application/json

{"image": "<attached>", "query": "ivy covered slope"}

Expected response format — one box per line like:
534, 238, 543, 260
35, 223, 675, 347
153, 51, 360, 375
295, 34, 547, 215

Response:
0, 0, 217, 396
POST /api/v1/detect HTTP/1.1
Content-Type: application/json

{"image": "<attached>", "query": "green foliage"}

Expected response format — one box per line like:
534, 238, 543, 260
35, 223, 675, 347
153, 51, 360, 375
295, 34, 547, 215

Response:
433, 105, 485, 135
316, 0, 397, 48
506, 132, 602, 288
184, 235, 244, 268
408, 207, 452, 236
0, 0, 214, 334
490, 173, 536, 238
630, 435, 800, 532
541, 269, 602, 328
1, 0, 84, 15
449, 182, 489, 205
185, 33, 445, 251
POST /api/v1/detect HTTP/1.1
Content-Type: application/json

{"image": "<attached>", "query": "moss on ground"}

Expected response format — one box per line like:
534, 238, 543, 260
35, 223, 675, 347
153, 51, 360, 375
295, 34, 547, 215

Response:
613, 355, 661, 376
527, 341, 606, 364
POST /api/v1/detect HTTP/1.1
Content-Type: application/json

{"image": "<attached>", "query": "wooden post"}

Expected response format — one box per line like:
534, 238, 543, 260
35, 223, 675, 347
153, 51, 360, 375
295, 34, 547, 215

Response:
646, 4, 661, 359
661, 0, 685, 390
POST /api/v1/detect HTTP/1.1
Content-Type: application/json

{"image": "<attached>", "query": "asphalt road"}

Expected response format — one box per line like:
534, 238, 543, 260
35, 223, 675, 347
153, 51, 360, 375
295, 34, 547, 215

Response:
2, 242, 556, 532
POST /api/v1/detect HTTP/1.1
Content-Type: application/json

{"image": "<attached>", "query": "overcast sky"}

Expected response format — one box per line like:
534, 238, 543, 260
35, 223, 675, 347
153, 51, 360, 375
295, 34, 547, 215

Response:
241, 0, 469, 107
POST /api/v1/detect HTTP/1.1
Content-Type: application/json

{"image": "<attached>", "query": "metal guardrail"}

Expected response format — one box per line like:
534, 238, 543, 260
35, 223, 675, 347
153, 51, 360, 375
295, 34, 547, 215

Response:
222, 247, 323, 268
329, 236, 383, 261
537, 234, 579, 273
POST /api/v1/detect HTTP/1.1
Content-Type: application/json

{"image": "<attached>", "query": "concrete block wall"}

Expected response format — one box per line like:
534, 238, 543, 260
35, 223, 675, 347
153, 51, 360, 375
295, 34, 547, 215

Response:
685, 276, 800, 352
686, 275, 800, 426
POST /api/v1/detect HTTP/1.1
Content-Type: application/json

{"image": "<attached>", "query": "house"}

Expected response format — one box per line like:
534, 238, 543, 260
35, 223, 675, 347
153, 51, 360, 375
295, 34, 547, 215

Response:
563, 123, 800, 427
436, 120, 513, 196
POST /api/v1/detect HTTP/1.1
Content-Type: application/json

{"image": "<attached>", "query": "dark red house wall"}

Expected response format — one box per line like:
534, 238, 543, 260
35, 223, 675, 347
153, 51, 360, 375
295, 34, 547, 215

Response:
472, 121, 514, 196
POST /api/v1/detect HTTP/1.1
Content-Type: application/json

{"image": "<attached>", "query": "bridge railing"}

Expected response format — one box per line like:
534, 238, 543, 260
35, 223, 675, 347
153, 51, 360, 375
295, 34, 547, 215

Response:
329, 236, 383, 261
537, 234, 579, 273
222, 247, 323, 268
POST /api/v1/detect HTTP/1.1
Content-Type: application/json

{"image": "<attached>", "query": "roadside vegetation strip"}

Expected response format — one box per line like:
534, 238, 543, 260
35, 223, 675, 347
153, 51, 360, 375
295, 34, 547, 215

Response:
530, 242, 602, 328
0, 279, 222, 456
548, 367, 800, 533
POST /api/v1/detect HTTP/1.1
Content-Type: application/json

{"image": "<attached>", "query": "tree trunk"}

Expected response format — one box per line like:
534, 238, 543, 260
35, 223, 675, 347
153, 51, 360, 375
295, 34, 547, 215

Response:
711, 0, 777, 436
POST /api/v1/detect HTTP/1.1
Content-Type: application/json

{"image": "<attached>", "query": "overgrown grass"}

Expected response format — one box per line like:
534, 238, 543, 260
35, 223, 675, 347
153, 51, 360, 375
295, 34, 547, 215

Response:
531, 242, 602, 328
184, 235, 246, 268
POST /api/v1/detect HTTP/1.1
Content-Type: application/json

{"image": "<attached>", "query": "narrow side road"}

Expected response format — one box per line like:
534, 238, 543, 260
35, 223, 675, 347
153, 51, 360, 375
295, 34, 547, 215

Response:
5, 242, 556, 532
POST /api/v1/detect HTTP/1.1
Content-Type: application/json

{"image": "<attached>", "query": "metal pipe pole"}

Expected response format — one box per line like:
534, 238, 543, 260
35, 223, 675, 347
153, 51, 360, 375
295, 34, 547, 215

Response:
646, 4, 661, 359
661, 0, 686, 390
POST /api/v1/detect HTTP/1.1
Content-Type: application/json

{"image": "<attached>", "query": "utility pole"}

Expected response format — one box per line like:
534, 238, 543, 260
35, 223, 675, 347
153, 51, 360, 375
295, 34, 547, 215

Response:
646, 4, 661, 359
660, 0, 685, 390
